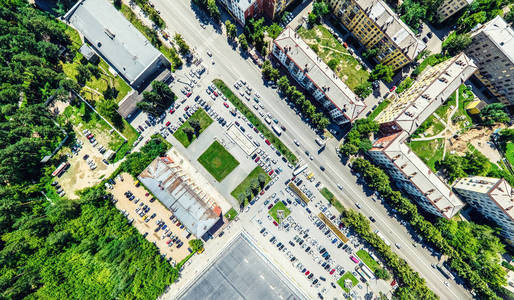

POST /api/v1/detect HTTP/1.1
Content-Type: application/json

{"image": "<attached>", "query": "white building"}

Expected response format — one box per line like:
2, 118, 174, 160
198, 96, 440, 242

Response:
272, 27, 366, 124
454, 176, 514, 245
369, 131, 466, 219
218, 0, 262, 25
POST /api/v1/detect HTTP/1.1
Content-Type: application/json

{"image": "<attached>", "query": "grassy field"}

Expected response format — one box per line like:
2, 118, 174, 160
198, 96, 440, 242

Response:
337, 272, 358, 293
356, 249, 379, 272
198, 141, 239, 182
173, 109, 213, 147
269, 201, 291, 223
367, 99, 390, 121
224, 208, 238, 221
231, 166, 270, 205
506, 142, 514, 167
213, 79, 297, 164
320, 187, 344, 213
297, 25, 369, 92
408, 138, 445, 171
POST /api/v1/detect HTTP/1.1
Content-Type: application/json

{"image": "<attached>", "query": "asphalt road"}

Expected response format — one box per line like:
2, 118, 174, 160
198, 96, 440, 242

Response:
147, 2, 471, 299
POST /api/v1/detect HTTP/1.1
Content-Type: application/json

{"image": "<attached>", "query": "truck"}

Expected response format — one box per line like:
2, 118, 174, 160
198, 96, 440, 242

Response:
315, 138, 326, 148
436, 263, 455, 280
272, 125, 282, 136
293, 164, 308, 176
373, 230, 391, 247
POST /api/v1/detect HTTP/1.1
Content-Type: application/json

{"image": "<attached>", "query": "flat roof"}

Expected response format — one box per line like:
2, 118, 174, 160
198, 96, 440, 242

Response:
178, 233, 305, 300
64, 0, 163, 85
234, 0, 257, 12
353, 0, 426, 60
274, 27, 366, 121
376, 53, 477, 134
471, 16, 514, 64
138, 156, 221, 238
371, 131, 465, 219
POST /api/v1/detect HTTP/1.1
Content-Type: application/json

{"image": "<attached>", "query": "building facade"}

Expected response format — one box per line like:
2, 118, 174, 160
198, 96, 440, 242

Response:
327, 0, 425, 70
437, 0, 473, 22
263, 0, 295, 19
465, 16, 514, 106
369, 132, 466, 219
272, 27, 366, 124
218, 0, 263, 25
454, 176, 514, 245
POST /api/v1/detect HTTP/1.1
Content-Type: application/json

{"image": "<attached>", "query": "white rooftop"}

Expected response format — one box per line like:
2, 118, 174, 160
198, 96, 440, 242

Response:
471, 15, 514, 64
274, 27, 366, 121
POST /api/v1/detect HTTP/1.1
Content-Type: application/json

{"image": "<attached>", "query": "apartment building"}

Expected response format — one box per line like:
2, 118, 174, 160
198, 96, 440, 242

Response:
369, 131, 466, 219
263, 0, 295, 19
272, 27, 366, 124
437, 0, 473, 22
327, 0, 425, 70
465, 16, 514, 106
376, 53, 477, 134
218, 0, 263, 25
454, 176, 514, 245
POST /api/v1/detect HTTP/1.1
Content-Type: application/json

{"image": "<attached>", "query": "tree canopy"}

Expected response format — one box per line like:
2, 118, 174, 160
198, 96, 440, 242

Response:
137, 81, 176, 116
370, 64, 394, 83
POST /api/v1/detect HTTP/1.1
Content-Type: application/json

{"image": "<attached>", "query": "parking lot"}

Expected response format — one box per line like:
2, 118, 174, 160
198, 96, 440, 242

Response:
109, 172, 194, 264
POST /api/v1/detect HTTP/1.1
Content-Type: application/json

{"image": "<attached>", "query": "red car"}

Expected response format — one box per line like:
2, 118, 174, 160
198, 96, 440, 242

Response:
176, 222, 181, 227
145, 192, 150, 197
273, 221, 278, 226
265, 139, 271, 145
255, 156, 260, 162
260, 190, 265, 195
166, 239, 172, 245
184, 105, 190, 111
305, 270, 310, 275
330, 269, 335, 275
268, 170, 274, 176
169, 108, 175, 114
343, 42, 348, 48
268, 204, 273, 209
223, 102, 229, 108
213, 91, 218, 97
390, 86, 396, 92
186, 92, 192, 97
165, 121, 171, 126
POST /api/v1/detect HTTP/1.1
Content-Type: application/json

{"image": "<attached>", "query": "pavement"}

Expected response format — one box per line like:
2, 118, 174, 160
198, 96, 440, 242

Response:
127, 1, 472, 299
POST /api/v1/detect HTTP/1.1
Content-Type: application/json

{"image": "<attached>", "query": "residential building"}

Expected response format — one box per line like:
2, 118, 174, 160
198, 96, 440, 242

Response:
437, 0, 473, 22
64, 0, 168, 90
139, 156, 223, 238
263, 0, 295, 19
272, 27, 366, 124
465, 16, 514, 106
454, 176, 514, 245
218, 0, 263, 25
327, 0, 426, 70
375, 53, 477, 135
369, 131, 466, 219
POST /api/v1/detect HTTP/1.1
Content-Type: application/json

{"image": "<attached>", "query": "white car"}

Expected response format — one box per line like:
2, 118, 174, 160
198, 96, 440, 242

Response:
207, 50, 212, 57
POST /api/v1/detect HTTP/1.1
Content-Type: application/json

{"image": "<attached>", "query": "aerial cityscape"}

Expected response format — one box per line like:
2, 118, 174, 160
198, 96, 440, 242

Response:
2, 0, 514, 299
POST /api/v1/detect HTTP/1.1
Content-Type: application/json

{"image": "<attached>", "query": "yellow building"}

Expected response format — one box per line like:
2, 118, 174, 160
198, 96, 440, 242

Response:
327, 0, 426, 70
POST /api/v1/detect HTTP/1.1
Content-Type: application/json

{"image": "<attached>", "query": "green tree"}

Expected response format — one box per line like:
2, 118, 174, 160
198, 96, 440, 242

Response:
355, 82, 372, 98
238, 33, 248, 51
225, 20, 237, 39
173, 33, 190, 55
183, 127, 195, 139
75, 64, 92, 85
189, 239, 204, 252
96, 98, 122, 128
277, 76, 289, 93
480, 103, 509, 126
257, 173, 266, 188
505, 8, 514, 24
442, 32, 472, 56
327, 59, 338, 70
309, 0, 329, 25
370, 64, 394, 83
266, 23, 283, 39
189, 119, 201, 133
362, 48, 378, 59
375, 268, 391, 280
207, 0, 220, 20
399, 0, 426, 30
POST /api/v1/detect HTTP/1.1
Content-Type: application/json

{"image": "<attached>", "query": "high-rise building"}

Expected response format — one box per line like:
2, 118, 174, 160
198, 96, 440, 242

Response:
272, 27, 366, 124
453, 176, 514, 245
263, 0, 295, 20
437, 0, 473, 22
218, 0, 263, 25
375, 53, 477, 134
465, 16, 514, 106
327, 0, 425, 70
369, 131, 466, 219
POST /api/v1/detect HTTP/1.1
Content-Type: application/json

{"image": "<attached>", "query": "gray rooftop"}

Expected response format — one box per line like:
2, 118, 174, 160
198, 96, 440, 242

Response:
138, 157, 221, 238
178, 233, 306, 300
274, 27, 366, 121
64, 0, 163, 86
471, 15, 514, 64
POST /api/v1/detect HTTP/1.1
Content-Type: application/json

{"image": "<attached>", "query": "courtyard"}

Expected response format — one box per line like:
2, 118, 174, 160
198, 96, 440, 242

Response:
198, 140, 240, 182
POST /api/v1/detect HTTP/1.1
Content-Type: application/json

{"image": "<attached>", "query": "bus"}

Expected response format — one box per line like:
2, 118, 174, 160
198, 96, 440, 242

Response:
374, 230, 391, 246
437, 263, 455, 280
293, 164, 308, 176
350, 256, 360, 264
272, 125, 282, 136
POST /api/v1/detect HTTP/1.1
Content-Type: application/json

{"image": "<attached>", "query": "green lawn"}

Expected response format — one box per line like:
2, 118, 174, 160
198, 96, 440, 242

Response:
408, 139, 445, 172
224, 208, 238, 221
198, 141, 240, 182
269, 201, 291, 223
173, 109, 213, 147
506, 142, 514, 167
320, 187, 344, 213
337, 272, 359, 293
367, 100, 390, 121
356, 249, 380, 272
230, 166, 270, 205
297, 25, 369, 92
213, 79, 297, 164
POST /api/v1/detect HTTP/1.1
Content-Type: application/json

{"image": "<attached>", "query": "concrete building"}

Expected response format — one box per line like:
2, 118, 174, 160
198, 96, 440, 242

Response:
327, 0, 426, 70
272, 27, 366, 124
454, 176, 514, 245
64, 0, 169, 90
263, 0, 295, 19
218, 0, 263, 25
465, 16, 514, 106
376, 53, 477, 134
369, 131, 466, 219
437, 0, 473, 22
138, 156, 222, 238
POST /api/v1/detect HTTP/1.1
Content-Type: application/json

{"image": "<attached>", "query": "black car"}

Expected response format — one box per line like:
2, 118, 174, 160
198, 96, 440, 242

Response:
305, 246, 311, 252
427, 32, 433, 38
313, 279, 318, 284
320, 165, 325, 171
277, 242, 282, 248
422, 36, 429, 43
252, 153, 257, 159
369, 216, 376, 223
260, 228, 266, 234
321, 262, 327, 268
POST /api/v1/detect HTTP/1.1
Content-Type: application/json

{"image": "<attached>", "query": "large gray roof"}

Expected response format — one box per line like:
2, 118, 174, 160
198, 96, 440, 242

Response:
64, 0, 163, 86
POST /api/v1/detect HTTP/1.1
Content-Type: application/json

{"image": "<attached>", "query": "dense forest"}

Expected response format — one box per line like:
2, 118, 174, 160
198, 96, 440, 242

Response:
0, 2, 177, 299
